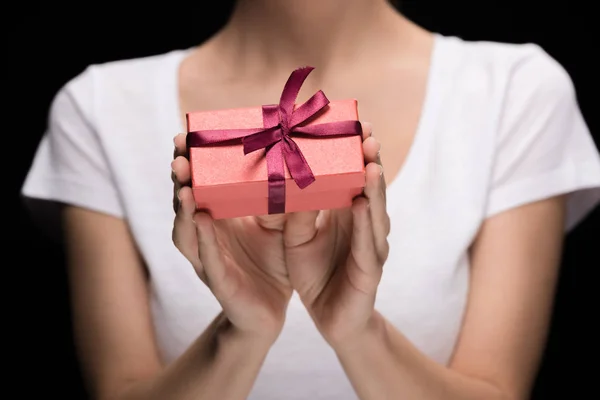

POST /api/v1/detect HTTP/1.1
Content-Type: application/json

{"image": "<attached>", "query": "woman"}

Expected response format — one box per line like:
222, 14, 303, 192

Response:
22, 0, 600, 399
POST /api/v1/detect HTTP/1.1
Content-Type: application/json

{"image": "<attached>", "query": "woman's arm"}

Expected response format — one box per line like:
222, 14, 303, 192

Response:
63, 206, 271, 400
333, 196, 566, 400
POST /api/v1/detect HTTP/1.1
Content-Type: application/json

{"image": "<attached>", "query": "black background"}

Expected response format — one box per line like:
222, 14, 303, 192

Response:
7, 1, 598, 398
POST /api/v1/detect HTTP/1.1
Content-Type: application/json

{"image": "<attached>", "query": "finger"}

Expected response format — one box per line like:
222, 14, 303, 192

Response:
362, 135, 386, 200
171, 155, 192, 212
363, 162, 390, 263
173, 133, 188, 159
172, 156, 191, 186
362, 136, 380, 165
349, 197, 380, 279
193, 212, 230, 299
172, 132, 187, 212
361, 121, 373, 141
172, 186, 202, 271
284, 210, 319, 247
171, 167, 178, 212
255, 214, 287, 232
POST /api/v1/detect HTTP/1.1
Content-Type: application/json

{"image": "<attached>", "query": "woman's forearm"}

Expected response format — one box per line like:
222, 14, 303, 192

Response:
334, 312, 510, 400
118, 313, 272, 400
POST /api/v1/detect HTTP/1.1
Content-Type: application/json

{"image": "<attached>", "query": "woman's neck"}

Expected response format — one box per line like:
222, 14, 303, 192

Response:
212, 0, 407, 77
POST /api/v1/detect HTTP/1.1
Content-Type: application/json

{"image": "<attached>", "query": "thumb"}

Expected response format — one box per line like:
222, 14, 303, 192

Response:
284, 210, 319, 248
255, 214, 287, 231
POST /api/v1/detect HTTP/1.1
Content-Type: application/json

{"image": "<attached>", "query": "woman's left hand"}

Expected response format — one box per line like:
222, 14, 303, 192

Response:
284, 123, 391, 348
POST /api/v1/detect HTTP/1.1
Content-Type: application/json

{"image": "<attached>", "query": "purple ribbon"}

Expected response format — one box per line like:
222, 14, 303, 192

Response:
186, 66, 362, 214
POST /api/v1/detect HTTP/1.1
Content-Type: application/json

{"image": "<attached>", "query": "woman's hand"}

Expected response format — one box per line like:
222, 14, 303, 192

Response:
171, 134, 292, 343
283, 123, 390, 348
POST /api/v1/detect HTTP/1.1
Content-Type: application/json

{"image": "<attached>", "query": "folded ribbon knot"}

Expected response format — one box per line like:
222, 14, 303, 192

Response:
187, 66, 362, 215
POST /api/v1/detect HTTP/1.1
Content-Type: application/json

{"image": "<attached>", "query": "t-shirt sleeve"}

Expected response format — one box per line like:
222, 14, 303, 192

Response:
485, 45, 600, 231
21, 67, 125, 219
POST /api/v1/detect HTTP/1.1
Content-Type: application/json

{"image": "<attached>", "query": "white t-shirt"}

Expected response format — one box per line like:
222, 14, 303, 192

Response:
22, 34, 600, 399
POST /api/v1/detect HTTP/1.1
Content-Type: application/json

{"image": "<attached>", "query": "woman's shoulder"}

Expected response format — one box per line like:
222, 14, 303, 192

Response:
22, 50, 190, 222
435, 34, 574, 104
429, 34, 579, 142
55, 50, 188, 121
429, 35, 600, 231
69, 49, 187, 88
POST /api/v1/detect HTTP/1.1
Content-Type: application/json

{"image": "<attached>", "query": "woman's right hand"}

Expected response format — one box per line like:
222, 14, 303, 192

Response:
171, 133, 292, 342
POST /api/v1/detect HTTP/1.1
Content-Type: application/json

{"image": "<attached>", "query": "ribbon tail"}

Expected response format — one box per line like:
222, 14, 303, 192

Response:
266, 141, 286, 214
283, 137, 315, 189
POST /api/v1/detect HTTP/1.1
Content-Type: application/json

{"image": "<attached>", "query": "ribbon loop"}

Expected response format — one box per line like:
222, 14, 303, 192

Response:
279, 66, 314, 119
289, 90, 329, 128
187, 66, 361, 215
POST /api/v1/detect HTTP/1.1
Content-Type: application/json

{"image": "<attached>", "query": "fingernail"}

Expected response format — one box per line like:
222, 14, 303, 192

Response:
379, 164, 384, 176
176, 188, 182, 203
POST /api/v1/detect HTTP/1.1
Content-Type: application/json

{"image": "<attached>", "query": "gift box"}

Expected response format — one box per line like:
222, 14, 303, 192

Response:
186, 67, 365, 219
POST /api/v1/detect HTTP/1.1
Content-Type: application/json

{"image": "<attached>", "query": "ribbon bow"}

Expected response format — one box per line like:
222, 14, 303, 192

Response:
187, 66, 362, 214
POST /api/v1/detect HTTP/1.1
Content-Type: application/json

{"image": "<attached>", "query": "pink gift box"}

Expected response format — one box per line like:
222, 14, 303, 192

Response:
186, 69, 365, 220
